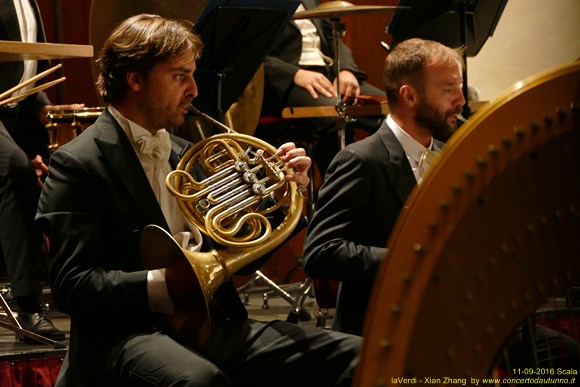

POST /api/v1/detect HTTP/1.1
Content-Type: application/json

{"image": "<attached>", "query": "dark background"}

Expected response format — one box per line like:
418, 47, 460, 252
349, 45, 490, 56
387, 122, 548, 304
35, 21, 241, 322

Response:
37, 0, 398, 108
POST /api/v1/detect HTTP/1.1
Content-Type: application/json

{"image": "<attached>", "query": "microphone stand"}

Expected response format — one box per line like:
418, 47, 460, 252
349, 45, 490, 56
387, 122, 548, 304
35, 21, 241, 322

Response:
454, 0, 472, 119
330, 16, 355, 150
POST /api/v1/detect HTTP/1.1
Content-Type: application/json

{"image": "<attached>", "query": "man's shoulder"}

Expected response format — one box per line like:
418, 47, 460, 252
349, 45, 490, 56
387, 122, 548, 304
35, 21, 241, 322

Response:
345, 129, 388, 155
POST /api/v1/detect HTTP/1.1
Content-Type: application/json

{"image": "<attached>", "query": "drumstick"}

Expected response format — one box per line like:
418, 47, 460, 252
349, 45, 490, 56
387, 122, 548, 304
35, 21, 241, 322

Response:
0, 63, 63, 102
0, 77, 66, 106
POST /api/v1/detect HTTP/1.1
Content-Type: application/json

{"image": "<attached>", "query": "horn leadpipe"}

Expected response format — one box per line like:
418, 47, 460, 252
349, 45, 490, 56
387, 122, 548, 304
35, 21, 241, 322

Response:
187, 104, 234, 133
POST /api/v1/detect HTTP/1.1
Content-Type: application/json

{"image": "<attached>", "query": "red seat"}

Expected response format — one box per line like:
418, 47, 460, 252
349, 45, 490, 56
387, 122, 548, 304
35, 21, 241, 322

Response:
312, 278, 339, 328
313, 278, 339, 309
257, 115, 285, 126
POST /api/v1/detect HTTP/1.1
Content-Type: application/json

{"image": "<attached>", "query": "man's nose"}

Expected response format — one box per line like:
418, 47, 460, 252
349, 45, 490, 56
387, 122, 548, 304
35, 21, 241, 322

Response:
186, 77, 198, 100
456, 87, 466, 107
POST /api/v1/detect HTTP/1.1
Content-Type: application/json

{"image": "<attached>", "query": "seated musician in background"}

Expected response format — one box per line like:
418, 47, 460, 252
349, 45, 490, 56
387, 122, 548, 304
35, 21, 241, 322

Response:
0, 0, 81, 342
304, 37, 580, 372
260, 0, 384, 179
36, 14, 360, 387
304, 38, 465, 335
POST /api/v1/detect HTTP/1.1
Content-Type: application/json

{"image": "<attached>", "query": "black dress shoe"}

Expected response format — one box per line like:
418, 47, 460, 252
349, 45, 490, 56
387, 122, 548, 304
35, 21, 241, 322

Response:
16, 312, 66, 343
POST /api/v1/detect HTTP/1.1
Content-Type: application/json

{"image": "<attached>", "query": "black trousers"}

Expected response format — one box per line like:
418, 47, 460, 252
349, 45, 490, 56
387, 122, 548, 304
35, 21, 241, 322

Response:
58, 318, 361, 387
0, 119, 47, 298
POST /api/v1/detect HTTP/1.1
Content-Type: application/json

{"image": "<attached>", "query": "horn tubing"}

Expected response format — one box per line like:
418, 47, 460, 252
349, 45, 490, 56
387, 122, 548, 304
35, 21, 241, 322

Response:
144, 107, 305, 346
187, 104, 233, 133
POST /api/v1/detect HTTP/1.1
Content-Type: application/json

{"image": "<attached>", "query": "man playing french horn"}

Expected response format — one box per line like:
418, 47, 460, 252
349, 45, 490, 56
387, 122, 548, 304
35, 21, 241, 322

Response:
36, 13, 360, 387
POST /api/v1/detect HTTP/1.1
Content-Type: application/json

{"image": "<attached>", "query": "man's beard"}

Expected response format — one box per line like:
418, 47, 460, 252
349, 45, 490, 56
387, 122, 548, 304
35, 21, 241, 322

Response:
414, 98, 461, 141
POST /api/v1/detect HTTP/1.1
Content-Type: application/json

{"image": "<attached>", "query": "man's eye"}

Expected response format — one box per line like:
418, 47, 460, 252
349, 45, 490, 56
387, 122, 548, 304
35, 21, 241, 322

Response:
175, 74, 184, 80
444, 85, 461, 92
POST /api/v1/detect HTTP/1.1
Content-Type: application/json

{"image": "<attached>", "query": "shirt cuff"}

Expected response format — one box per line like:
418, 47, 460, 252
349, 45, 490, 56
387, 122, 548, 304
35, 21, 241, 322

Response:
147, 269, 175, 314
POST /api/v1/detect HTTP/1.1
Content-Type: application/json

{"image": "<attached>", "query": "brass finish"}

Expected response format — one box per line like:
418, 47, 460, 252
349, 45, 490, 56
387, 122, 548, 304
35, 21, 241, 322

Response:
293, 1, 410, 20
46, 107, 103, 152
141, 106, 304, 346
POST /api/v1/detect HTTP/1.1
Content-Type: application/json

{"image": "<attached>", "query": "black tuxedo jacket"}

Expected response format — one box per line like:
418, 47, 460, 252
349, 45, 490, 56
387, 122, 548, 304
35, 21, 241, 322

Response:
36, 109, 246, 385
0, 0, 51, 157
303, 119, 443, 335
0, 0, 50, 101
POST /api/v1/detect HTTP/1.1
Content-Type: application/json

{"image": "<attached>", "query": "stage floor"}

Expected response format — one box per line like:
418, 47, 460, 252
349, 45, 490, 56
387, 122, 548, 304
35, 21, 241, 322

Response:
0, 280, 329, 360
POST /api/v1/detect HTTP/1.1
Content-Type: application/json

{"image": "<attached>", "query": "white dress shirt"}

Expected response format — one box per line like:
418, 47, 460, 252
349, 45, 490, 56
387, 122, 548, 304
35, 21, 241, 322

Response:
108, 106, 203, 314
295, 4, 333, 67
12, 0, 38, 101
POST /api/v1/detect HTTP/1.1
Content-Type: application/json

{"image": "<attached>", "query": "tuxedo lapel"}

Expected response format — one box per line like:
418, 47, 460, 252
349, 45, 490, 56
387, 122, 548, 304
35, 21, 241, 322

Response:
0, 0, 48, 86
30, 0, 49, 72
168, 136, 191, 168
0, 0, 45, 43
0, 1, 23, 93
29, 0, 47, 44
301, 0, 317, 12
0, 0, 21, 41
378, 122, 417, 204
92, 109, 169, 230
301, 0, 327, 48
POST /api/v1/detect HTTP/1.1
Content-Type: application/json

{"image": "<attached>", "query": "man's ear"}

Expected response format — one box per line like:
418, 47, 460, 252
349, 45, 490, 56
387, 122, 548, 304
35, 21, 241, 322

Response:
400, 84, 418, 107
126, 72, 143, 92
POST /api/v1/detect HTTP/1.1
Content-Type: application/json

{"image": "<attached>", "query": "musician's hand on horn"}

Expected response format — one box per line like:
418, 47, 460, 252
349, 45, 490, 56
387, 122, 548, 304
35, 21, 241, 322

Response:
277, 142, 311, 190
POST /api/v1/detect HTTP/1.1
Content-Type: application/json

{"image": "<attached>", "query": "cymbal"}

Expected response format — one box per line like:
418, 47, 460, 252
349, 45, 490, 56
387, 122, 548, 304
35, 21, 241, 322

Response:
293, 1, 410, 20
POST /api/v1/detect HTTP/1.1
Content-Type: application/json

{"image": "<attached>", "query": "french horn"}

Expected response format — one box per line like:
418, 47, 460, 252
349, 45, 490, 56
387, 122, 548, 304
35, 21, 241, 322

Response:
141, 105, 304, 346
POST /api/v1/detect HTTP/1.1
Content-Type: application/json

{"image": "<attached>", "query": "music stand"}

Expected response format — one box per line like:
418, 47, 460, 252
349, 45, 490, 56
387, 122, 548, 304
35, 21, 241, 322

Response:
191, 0, 316, 322
388, 0, 508, 118
191, 0, 300, 123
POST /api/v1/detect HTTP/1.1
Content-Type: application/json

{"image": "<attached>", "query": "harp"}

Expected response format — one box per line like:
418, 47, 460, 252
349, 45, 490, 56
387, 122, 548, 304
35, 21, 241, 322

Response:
354, 60, 580, 385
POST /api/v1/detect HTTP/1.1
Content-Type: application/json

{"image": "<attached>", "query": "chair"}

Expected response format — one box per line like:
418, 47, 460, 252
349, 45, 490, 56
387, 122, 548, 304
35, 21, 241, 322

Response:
312, 278, 339, 329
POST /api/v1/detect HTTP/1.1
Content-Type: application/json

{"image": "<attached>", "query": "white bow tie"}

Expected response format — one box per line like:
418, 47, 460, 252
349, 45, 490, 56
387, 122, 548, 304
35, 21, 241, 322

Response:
135, 129, 171, 161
